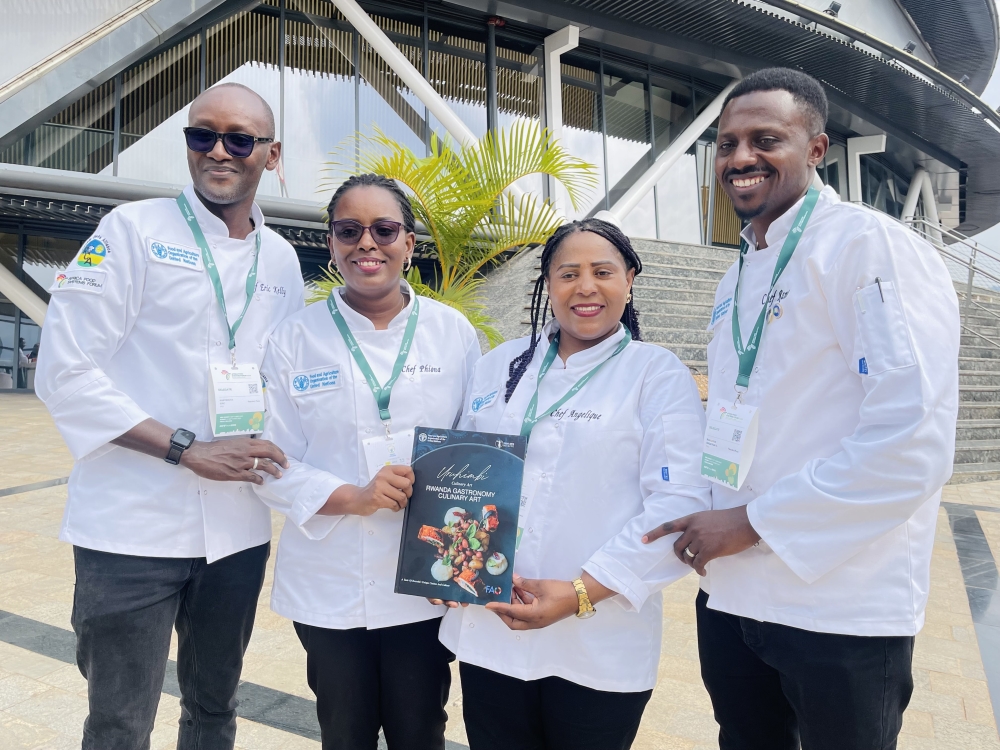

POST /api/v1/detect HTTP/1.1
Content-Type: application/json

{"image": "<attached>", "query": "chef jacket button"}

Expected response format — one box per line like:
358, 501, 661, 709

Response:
258, 343, 263, 349
754, 366, 760, 373
516, 635, 521, 641
469, 622, 475, 628
541, 472, 547, 478
529, 374, 535, 380
721, 367, 726, 374
203, 490, 208, 496
366, 428, 373, 434
368, 530, 374, 536
369, 580, 375, 586
528, 527, 534, 533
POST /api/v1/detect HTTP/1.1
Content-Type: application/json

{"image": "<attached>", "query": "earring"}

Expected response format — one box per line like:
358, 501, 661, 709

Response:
326, 259, 337, 275
403, 256, 412, 272
626, 292, 633, 304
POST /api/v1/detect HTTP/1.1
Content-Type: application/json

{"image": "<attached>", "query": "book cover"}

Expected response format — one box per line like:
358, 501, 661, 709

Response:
394, 427, 526, 605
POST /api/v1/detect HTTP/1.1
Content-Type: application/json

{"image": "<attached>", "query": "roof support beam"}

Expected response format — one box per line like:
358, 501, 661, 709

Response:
0, 262, 46, 327
543, 25, 579, 214
597, 79, 738, 225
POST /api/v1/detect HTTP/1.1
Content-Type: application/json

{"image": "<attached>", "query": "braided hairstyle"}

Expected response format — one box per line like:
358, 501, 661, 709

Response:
503, 218, 643, 402
326, 173, 415, 233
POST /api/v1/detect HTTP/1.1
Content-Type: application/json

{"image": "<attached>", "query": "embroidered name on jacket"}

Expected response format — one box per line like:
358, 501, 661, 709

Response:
290, 365, 342, 394
550, 408, 602, 423
147, 238, 204, 271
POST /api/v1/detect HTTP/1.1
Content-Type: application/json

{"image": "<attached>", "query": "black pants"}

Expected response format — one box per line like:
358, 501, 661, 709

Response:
696, 590, 915, 750
71, 543, 269, 750
460, 662, 652, 750
294, 617, 453, 750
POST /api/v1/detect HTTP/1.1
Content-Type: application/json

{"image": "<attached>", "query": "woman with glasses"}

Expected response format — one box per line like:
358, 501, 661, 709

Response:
255, 174, 481, 750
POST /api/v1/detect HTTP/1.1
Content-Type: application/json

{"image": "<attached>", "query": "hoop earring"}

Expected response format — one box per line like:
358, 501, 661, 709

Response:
327, 259, 337, 275
626, 292, 633, 304
403, 256, 412, 272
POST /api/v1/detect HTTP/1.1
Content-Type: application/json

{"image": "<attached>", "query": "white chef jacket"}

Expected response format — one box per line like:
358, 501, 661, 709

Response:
254, 284, 482, 630
439, 322, 712, 692
703, 185, 960, 636
35, 185, 305, 563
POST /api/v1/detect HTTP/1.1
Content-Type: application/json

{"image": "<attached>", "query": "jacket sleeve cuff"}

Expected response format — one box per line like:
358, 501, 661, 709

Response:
291, 473, 347, 541
582, 553, 651, 613
43, 369, 150, 460
746, 500, 821, 584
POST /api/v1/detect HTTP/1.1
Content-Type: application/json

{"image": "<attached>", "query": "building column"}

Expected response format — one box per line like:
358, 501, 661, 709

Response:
847, 134, 886, 204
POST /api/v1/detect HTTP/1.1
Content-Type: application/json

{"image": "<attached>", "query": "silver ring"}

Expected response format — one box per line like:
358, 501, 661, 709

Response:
252, 457, 259, 470
684, 546, 695, 559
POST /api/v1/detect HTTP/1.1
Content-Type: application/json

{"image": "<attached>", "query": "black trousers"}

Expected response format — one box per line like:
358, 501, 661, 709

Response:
294, 617, 453, 750
459, 662, 652, 750
696, 590, 915, 750
71, 543, 270, 750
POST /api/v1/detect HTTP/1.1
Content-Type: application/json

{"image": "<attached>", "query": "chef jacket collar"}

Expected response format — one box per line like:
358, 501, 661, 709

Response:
538, 318, 628, 371
739, 184, 838, 253
182, 184, 265, 243
333, 279, 416, 332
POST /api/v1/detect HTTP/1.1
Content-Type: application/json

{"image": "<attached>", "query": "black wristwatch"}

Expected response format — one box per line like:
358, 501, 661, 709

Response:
165, 428, 196, 465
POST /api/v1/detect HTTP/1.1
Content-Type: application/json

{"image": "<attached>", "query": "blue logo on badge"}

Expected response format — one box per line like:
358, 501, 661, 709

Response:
661, 467, 670, 481
292, 374, 310, 392
859, 357, 868, 375
711, 297, 733, 327
471, 390, 499, 413
151, 242, 168, 259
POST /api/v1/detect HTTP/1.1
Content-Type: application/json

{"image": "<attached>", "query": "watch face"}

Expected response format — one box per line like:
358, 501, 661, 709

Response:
173, 429, 196, 449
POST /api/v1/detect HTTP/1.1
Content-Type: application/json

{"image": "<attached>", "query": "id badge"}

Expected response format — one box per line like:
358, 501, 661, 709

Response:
700, 399, 760, 490
362, 429, 415, 482
208, 363, 266, 436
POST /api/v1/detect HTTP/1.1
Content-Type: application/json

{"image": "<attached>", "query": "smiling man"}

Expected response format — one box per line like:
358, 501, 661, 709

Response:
35, 83, 305, 749
643, 68, 960, 748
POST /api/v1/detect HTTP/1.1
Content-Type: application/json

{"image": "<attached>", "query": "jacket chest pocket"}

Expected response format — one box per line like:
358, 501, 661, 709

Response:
852, 281, 915, 376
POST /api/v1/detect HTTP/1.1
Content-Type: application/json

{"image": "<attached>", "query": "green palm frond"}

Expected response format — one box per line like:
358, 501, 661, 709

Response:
321, 122, 596, 347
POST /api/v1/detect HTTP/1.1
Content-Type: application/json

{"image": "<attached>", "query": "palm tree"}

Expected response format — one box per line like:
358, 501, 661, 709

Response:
312, 122, 598, 346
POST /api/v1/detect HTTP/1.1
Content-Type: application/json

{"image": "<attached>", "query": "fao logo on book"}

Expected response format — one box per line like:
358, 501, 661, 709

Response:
292, 375, 310, 392
418, 432, 427, 442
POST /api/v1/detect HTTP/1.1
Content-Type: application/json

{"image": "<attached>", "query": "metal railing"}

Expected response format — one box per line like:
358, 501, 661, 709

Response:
904, 216, 1000, 352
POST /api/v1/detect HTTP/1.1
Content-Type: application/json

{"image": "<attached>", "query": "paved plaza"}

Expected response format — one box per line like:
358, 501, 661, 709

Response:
1, 391, 999, 749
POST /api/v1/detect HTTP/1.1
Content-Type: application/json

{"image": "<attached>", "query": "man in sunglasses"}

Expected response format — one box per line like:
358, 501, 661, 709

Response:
36, 82, 305, 750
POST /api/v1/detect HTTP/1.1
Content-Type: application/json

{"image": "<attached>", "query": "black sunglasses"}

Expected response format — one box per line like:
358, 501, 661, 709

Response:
331, 220, 403, 245
183, 127, 274, 158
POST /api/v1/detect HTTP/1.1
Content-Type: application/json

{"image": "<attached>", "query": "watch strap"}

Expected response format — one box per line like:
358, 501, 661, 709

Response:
165, 443, 185, 465
572, 577, 596, 617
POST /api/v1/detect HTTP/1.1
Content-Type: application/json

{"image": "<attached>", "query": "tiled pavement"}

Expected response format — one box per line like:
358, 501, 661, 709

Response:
1, 391, 999, 749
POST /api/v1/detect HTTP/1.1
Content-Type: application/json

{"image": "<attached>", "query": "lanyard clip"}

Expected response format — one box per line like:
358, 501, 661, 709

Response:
383, 420, 392, 439
734, 385, 747, 405
231, 348, 237, 368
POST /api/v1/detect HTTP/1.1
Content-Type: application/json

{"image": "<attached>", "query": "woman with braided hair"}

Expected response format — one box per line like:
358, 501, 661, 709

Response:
438, 218, 712, 750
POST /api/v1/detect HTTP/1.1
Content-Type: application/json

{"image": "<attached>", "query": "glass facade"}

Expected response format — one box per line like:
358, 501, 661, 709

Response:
0, 0, 724, 243
0, 227, 85, 391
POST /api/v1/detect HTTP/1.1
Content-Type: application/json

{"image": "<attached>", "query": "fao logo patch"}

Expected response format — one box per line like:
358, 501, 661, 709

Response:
151, 242, 169, 260
292, 375, 310, 392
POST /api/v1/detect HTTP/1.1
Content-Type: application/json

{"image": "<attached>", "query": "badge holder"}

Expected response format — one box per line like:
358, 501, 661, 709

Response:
701, 388, 759, 490
208, 362, 266, 436
362, 422, 415, 482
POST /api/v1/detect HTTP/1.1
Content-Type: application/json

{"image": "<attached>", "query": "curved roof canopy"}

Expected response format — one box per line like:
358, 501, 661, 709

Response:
536, 0, 1000, 232
899, 0, 999, 95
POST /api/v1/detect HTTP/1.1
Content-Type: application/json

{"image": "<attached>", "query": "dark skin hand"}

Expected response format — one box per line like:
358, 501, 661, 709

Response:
642, 506, 761, 576
483, 572, 615, 628
318, 465, 414, 517
112, 418, 288, 485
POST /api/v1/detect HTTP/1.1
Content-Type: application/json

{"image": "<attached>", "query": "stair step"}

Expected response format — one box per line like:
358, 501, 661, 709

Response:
955, 439, 1000, 463
638, 260, 728, 280
959, 372, 1000, 386
957, 421, 1000, 441
950, 462, 1000, 484
960, 357, 1000, 372
960, 386, 1000, 402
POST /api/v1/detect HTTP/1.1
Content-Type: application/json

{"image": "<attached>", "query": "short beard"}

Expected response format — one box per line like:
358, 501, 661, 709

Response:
194, 179, 252, 206
733, 200, 768, 221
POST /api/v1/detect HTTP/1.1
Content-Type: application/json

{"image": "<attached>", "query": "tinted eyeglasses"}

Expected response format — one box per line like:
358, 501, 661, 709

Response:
183, 127, 274, 158
331, 220, 403, 245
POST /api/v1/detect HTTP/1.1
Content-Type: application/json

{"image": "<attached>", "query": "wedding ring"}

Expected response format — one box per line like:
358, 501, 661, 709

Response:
252, 457, 259, 470
684, 547, 695, 559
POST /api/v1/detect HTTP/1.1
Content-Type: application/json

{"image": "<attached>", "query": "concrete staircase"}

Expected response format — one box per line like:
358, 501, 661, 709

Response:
494, 237, 1000, 485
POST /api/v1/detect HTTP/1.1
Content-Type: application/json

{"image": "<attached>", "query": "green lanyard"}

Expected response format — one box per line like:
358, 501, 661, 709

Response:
520, 329, 631, 438
176, 194, 260, 364
732, 186, 819, 393
327, 290, 420, 433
